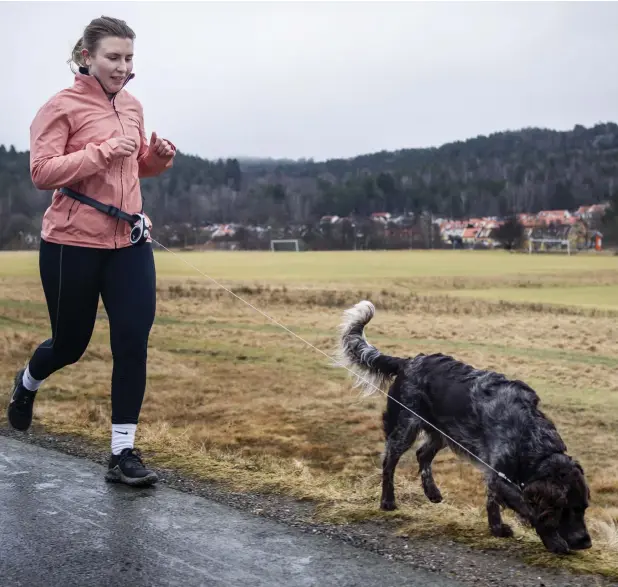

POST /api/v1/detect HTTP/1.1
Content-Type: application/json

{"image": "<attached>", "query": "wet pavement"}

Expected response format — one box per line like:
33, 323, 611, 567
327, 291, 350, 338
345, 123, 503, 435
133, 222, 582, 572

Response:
0, 435, 464, 587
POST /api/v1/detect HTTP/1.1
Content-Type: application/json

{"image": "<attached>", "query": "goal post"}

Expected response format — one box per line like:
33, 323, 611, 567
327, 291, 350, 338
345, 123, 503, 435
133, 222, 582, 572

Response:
527, 237, 571, 255
270, 239, 301, 252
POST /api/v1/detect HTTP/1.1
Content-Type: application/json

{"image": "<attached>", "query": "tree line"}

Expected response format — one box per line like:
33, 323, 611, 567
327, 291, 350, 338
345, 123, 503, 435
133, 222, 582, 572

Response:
2, 121, 618, 249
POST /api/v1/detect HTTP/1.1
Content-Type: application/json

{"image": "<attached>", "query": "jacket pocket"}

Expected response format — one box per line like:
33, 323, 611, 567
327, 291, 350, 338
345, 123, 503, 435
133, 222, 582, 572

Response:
67, 199, 81, 221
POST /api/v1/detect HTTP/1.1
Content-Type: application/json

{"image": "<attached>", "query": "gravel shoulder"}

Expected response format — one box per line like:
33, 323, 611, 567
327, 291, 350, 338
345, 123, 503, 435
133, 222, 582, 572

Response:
1, 424, 615, 587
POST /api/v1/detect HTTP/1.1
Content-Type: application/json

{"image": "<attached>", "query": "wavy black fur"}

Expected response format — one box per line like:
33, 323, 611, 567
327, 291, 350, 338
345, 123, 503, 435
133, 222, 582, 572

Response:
337, 301, 591, 555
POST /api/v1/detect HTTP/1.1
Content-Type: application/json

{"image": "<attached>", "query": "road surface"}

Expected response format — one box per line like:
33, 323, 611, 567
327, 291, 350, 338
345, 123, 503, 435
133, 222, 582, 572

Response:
0, 435, 462, 587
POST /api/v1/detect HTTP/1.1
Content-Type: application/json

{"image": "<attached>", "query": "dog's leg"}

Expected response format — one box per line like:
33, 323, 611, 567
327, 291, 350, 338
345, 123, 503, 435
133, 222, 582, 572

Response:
381, 415, 420, 511
416, 433, 445, 503
486, 484, 515, 538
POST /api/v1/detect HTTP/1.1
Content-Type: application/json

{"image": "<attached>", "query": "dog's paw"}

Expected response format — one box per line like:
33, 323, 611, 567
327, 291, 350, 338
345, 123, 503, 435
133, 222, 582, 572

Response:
380, 499, 397, 511
425, 487, 442, 503
490, 523, 514, 538
425, 486, 443, 504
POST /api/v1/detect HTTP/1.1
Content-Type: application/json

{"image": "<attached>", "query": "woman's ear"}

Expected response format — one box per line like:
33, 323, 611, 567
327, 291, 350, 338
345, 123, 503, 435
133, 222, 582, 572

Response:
81, 48, 91, 67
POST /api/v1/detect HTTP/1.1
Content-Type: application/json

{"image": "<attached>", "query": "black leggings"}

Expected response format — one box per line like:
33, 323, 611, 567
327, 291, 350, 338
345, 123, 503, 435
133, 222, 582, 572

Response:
28, 239, 157, 425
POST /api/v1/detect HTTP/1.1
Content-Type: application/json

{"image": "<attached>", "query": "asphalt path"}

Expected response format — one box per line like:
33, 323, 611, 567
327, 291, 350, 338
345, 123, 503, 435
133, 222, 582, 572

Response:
0, 435, 464, 587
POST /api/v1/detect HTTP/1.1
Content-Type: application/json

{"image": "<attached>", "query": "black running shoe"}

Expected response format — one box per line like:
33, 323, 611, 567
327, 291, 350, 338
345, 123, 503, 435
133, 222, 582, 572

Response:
105, 448, 159, 487
7, 368, 37, 431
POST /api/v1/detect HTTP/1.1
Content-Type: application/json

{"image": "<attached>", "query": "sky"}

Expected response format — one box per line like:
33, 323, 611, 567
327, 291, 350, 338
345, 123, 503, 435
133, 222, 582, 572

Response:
2, 1, 618, 162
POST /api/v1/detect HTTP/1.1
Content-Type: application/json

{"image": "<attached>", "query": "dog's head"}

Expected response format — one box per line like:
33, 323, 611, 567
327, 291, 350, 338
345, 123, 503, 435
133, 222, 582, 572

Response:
522, 454, 591, 554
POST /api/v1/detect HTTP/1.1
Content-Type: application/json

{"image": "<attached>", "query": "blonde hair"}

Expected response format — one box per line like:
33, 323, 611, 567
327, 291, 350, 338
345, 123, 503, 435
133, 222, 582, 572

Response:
68, 16, 136, 73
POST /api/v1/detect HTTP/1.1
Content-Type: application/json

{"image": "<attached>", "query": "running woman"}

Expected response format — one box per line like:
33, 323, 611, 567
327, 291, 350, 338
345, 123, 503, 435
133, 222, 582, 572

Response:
7, 15, 176, 487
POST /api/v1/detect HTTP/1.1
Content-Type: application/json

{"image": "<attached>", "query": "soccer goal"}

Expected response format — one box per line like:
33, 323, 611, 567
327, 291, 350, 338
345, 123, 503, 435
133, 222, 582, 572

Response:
528, 237, 571, 255
270, 239, 301, 252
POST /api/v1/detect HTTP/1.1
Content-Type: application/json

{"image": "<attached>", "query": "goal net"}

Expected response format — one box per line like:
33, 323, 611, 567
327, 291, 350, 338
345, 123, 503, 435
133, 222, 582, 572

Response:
528, 238, 571, 255
270, 239, 301, 252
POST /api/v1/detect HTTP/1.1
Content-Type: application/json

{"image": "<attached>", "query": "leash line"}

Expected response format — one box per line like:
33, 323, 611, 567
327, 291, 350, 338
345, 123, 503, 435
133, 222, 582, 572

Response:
150, 239, 521, 491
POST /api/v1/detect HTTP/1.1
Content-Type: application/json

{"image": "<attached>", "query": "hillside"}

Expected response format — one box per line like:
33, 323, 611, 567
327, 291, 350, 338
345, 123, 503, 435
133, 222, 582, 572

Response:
1, 123, 618, 248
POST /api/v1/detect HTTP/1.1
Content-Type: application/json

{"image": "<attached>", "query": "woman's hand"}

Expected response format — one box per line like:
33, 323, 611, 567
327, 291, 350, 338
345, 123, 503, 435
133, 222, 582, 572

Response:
147, 132, 175, 159
108, 136, 137, 159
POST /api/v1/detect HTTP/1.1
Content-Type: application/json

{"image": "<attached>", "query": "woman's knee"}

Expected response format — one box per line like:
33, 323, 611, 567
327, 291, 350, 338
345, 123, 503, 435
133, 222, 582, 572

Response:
56, 341, 90, 367
110, 326, 151, 361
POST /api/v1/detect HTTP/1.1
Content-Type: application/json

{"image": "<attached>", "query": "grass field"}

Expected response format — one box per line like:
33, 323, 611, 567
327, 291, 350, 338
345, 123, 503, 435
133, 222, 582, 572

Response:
1, 249, 618, 577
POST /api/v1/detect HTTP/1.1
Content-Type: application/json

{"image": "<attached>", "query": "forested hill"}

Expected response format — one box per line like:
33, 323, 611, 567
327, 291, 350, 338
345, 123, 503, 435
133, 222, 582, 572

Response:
1, 122, 618, 247
239, 122, 618, 219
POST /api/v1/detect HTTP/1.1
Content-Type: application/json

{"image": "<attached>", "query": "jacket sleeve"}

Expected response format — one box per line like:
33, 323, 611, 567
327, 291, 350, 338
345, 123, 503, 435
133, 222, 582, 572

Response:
29, 98, 115, 190
136, 105, 176, 178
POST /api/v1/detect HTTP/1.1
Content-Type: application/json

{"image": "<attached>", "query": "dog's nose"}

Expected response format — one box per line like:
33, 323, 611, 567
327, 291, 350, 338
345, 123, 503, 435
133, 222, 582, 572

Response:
571, 534, 592, 550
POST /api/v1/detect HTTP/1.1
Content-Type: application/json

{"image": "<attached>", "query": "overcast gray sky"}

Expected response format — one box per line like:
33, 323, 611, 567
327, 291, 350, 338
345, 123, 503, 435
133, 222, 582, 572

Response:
2, 1, 618, 161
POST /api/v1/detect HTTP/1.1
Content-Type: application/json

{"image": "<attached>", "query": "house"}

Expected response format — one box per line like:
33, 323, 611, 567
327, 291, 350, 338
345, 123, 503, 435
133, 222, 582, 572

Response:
211, 224, 237, 239
523, 218, 588, 252
439, 220, 466, 246
461, 226, 480, 245
575, 203, 610, 220
466, 218, 485, 228
516, 213, 538, 228
371, 212, 391, 223
536, 210, 572, 225
437, 217, 506, 248
476, 220, 502, 248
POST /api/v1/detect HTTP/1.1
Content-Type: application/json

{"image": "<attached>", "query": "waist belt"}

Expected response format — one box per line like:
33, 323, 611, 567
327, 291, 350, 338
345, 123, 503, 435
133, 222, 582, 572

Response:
59, 187, 150, 246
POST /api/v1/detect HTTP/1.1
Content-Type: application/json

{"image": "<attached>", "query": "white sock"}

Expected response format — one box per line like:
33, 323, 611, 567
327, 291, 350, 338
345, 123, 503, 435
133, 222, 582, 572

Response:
111, 424, 137, 455
22, 364, 43, 391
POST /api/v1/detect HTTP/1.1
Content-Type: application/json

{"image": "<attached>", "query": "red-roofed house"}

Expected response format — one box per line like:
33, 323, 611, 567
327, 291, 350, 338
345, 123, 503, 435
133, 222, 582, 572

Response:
576, 203, 609, 217
517, 214, 538, 228
371, 212, 391, 223
537, 210, 572, 225
462, 227, 480, 245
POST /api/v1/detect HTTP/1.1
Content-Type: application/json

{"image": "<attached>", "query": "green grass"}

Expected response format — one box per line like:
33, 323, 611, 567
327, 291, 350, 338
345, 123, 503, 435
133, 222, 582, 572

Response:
447, 284, 618, 310
0, 251, 40, 277
153, 249, 617, 280
1, 247, 615, 281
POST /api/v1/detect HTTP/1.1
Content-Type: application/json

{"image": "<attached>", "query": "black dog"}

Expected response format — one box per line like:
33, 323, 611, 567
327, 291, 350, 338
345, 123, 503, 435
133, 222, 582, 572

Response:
336, 300, 591, 554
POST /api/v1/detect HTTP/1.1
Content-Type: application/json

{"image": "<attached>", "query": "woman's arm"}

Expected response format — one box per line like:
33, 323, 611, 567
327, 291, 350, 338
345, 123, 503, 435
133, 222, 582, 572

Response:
136, 108, 176, 178
29, 99, 118, 190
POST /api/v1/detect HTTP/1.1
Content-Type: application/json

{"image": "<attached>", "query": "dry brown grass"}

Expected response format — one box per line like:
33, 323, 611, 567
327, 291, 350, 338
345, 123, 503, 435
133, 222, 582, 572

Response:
1, 249, 617, 578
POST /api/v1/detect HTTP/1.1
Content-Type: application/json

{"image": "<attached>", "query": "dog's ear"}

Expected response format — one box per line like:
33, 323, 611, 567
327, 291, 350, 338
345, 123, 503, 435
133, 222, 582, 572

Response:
523, 479, 568, 527
568, 459, 590, 502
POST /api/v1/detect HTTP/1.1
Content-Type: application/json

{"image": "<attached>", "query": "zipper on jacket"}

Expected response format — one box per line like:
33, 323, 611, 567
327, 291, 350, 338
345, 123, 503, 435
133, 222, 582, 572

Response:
109, 74, 133, 249
112, 97, 125, 250
86, 70, 135, 248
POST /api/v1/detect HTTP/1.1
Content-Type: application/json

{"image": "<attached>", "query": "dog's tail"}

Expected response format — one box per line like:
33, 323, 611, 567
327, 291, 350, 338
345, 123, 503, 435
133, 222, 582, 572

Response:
335, 300, 405, 397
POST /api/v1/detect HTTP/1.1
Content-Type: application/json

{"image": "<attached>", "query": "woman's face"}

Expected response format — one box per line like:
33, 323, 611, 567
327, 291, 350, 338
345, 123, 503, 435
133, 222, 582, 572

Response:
83, 35, 134, 94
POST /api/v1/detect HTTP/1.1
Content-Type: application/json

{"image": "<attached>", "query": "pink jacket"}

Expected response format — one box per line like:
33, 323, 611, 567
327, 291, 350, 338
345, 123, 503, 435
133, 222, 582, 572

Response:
30, 70, 175, 249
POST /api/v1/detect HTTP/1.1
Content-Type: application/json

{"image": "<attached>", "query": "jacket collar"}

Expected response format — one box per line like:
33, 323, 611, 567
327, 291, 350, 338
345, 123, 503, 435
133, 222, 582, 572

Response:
74, 66, 135, 101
